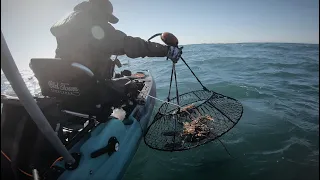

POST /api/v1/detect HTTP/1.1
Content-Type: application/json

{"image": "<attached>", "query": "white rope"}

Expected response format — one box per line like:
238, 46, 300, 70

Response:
138, 90, 182, 108
138, 90, 200, 120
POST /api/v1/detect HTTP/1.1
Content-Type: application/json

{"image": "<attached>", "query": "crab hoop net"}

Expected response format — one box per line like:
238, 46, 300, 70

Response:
144, 89, 243, 151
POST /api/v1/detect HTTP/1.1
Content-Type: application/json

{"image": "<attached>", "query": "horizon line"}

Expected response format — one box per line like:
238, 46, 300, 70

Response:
180, 42, 319, 46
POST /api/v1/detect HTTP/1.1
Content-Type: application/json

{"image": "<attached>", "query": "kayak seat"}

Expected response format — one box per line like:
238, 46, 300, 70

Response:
30, 58, 122, 121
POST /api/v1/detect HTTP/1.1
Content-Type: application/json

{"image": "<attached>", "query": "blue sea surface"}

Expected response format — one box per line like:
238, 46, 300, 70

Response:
1, 43, 319, 180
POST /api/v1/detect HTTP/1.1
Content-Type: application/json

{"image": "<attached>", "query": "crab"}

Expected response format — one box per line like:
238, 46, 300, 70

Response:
180, 104, 196, 113
181, 114, 214, 142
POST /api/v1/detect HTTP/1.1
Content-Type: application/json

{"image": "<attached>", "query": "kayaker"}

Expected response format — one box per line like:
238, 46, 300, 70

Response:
50, 0, 182, 79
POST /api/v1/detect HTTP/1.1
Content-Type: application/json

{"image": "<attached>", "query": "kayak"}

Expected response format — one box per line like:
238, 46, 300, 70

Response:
1, 58, 156, 180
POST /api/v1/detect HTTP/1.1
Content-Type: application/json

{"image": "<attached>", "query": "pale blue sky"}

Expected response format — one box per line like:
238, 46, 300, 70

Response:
1, 0, 319, 69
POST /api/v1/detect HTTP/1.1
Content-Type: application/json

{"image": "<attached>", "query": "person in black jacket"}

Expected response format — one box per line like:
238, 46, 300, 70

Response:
51, 0, 182, 79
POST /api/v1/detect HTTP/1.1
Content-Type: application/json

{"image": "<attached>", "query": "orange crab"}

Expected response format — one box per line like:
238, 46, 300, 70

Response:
181, 114, 214, 142
179, 104, 196, 113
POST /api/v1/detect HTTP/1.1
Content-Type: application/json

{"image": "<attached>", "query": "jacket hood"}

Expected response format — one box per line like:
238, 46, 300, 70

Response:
74, 1, 118, 24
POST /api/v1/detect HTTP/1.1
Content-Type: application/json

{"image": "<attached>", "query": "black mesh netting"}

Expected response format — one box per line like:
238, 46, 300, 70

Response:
144, 90, 243, 151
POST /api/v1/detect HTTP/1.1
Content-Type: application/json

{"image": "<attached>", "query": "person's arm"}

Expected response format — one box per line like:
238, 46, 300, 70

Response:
123, 35, 169, 58
109, 29, 169, 58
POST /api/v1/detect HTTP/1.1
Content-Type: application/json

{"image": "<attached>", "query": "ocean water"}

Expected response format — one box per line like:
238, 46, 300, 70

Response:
1, 43, 319, 180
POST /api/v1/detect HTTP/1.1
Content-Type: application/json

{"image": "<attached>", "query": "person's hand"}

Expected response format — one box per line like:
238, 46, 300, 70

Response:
167, 46, 182, 63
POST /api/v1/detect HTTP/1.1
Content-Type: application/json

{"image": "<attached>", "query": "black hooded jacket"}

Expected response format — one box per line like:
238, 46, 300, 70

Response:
51, 1, 168, 78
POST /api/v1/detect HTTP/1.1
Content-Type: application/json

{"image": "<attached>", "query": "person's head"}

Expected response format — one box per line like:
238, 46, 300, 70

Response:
88, 0, 118, 24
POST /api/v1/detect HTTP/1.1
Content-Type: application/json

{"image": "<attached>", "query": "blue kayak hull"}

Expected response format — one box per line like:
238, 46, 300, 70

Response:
57, 70, 156, 180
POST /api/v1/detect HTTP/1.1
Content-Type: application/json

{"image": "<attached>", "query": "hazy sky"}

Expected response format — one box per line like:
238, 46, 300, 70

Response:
1, 0, 319, 69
